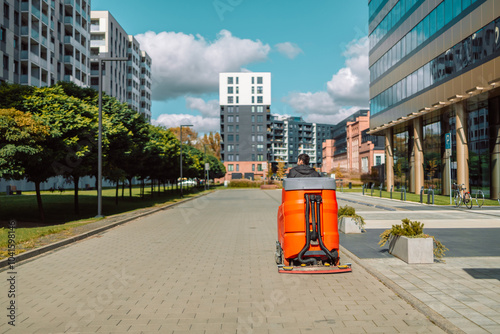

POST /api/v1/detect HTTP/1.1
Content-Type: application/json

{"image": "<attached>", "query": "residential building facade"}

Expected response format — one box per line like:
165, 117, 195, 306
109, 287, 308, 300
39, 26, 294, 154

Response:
1, 0, 91, 87
219, 72, 272, 180
269, 115, 334, 168
368, 0, 500, 198
90, 11, 152, 121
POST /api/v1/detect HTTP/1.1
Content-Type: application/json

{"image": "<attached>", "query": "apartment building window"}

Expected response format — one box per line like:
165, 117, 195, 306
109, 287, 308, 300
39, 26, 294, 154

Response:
13, 60, 18, 74
227, 76, 233, 84
236, 77, 239, 84
236, 164, 239, 171
251, 106, 255, 113
0, 28, 6, 42
257, 86, 263, 94
227, 144, 234, 152
228, 125, 233, 132
228, 96, 233, 103
252, 126, 255, 133
257, 96, 263, 103
235, 125, 239, 132
235, 115, 239, 122
257, 115, 263, 122
227, 86, 233, 94
3, 55, 8, 70
228, 115, 233, 122
257, 144, 263, 152
251, 115, 255, 122
4, 4, 9, 19
252, 154, 255, 161
235, 154, 239, 161
236, 86, 239, 94
257, 135, 264, 142
257, 126, 263, 132
236, 134, 239, 142
252, 164, 255, 171
375, 155, 382, 166
252, 77, 254, 84
228, 154, 234, 161
236, 96, 239, 103
257, 154, 264, 161
257, 77, 263, 84
257, 106, 263, 112
228, 164, 234, 171
252, 96, 254, 103
251, 86, 255, 94
228, 135, 234, 141
257, 164, 263, 171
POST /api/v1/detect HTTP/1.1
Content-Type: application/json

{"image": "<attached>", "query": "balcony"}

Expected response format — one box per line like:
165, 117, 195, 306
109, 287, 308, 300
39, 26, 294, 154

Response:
64, 0, 74, 7
41, 13, 49, 25
64, 55, 74, 64
20, 75, 29, 84
31, 6, 41, 18
20, 50, 29, 60
31, 29, 40, 40
21, 2, 29, 12
21, 26, 29, 36
64, 16, 73, 25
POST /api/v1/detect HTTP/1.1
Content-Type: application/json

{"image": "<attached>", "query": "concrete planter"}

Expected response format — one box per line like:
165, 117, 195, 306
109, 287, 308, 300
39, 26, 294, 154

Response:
338, 217, 362, 234
388, 235, 434, 264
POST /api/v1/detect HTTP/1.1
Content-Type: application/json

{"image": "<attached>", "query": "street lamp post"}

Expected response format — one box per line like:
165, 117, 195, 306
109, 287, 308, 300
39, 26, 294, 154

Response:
95, 56, 128, 218
180, 124, 193, 197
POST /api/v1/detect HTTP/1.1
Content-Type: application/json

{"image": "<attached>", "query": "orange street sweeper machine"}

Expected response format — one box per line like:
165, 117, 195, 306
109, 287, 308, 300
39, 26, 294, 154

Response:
276, 178, 352, 274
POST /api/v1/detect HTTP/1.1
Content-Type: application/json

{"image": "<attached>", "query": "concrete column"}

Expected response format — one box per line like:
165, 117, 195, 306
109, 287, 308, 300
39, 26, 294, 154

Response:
412, 118, 424, 193
492, 123, 500, 200
385, 128, 394, 191
455, 102, 469, 191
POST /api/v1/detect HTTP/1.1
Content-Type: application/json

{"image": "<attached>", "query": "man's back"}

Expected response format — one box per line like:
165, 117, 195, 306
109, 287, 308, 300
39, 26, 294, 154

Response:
288, 165, 321, 178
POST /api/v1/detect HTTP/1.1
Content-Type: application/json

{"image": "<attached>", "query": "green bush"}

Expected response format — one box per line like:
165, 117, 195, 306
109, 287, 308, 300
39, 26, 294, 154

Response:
338, 205, 365, 230
379, 218, 448, 259
228, 179, 263, 188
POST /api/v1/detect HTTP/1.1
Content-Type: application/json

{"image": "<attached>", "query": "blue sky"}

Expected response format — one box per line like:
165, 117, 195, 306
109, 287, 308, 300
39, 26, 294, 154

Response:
91, 0, 370, 133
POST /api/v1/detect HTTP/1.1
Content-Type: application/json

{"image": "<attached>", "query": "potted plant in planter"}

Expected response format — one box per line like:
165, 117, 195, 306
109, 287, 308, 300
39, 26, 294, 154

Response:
379, 218, 448, 263
338, 205, 365, 234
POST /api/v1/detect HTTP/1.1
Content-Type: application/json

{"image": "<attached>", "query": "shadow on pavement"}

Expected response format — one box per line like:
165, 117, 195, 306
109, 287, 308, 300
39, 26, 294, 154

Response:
463, 268, 500, 281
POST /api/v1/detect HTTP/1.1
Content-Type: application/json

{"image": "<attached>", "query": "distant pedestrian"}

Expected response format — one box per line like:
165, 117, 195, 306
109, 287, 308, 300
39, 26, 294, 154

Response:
287, 153, 321, 178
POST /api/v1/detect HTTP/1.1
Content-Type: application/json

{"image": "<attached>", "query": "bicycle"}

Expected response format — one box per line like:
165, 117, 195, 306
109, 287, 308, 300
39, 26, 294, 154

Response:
453, 183, 472, 209
473, 190, 484, 208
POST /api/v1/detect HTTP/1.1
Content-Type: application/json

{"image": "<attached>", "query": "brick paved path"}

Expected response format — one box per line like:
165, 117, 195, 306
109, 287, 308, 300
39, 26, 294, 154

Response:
1, 189, 445, 333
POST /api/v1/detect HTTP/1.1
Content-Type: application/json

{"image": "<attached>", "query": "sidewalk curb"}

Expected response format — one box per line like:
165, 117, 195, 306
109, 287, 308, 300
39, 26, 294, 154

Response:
0, 191, 212, 270
340, 245, 466, 334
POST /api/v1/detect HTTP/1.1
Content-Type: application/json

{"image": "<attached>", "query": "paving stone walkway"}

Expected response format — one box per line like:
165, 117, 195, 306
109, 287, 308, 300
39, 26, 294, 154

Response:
0, 189, 445, 333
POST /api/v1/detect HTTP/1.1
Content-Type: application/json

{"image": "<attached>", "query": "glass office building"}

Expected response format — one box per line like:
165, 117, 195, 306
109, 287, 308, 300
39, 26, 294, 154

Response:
368, 0, 500, 199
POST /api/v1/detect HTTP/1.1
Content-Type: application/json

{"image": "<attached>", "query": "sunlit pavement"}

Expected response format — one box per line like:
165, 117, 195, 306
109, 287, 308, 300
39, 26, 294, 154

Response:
337, 191, 500, 333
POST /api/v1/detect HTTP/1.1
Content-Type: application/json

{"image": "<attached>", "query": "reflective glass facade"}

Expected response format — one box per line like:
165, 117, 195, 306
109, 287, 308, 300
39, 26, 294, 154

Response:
371, 16, 500, 116
393, 128, 410, 190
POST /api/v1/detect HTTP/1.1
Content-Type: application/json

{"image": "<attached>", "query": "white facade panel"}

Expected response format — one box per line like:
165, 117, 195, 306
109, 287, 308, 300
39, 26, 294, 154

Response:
219, 72, 271, 105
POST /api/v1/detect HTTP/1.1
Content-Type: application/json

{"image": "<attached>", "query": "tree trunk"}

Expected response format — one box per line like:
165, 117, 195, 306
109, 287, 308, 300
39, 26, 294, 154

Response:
35, 181, 45, 223
115, 181, 119, 205
122, 181, 125, 199
151, 179, 154, 197
128, 177, 133, 197
74, 175, 80, 215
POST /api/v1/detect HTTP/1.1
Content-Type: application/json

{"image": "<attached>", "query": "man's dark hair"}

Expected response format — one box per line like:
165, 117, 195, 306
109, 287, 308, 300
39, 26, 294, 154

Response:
298, 153, 310, 165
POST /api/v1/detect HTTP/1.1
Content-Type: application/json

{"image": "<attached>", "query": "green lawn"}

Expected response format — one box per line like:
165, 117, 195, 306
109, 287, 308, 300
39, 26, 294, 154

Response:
0, 184, 207, 226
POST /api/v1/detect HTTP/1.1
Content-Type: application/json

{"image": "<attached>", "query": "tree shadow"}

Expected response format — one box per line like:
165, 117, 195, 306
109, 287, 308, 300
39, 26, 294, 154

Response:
462, 268, 500, 281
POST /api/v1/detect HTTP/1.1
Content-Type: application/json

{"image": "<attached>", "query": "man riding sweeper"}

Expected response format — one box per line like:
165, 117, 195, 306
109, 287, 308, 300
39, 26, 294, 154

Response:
275, 154, 352, 274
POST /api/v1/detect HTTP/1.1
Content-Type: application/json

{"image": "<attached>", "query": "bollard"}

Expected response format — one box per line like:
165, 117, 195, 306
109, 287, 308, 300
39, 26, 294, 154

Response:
420, 186, 424, 203
371, 183, 375, 196
427, 187, 435, 204
401, 186, 406, 201
379, 183, 383, 198
390, 185, 393, 199
362, 184, 364, 195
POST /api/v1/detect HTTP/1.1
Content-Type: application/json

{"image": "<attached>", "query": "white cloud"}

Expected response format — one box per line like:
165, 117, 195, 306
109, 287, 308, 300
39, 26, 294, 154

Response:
275, 42, 303, 59
326, 36, 370, 106
185, 97, 219, 118
153, 114, 220, 134
135, 29, 270, 100
282, 36, 369, 123
282, 91, 336, 115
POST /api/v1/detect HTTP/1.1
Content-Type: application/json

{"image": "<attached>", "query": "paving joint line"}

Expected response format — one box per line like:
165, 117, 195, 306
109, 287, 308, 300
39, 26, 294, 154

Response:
0, 191, 213, 270
339, 245, 466, 334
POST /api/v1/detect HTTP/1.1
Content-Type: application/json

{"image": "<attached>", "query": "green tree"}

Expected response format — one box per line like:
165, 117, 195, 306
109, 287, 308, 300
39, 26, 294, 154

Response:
0, 108, 50, 180
23, 86, 98, 219
0, 82, 35, 111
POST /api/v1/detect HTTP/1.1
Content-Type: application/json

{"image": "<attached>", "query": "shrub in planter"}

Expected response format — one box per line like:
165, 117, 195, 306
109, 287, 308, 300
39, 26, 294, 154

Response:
379, 218, 448, 260
338, 205, 365, 233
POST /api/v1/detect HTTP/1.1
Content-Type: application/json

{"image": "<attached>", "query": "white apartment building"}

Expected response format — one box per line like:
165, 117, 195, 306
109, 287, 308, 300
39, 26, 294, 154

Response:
139, 50, 152, 121
1, 0, 91, 87
89, 11, 151, 121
